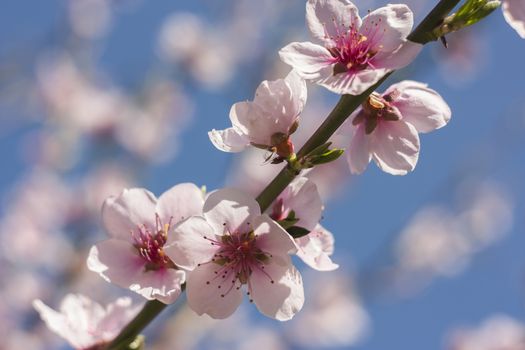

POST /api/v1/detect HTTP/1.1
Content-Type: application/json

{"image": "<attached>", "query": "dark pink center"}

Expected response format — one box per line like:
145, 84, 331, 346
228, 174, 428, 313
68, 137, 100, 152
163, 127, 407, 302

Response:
132, 214, 174, 271
201, 224, 274, 301
327, 19, 385, 75
352, 91, 401, 134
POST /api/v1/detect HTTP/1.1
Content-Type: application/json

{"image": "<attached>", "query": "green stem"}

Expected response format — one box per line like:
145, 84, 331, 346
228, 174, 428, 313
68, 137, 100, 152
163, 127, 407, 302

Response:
103, 1, 467, 348
106, 300, 167, 350
256, 166, 298, 213
408, 0, 462, 43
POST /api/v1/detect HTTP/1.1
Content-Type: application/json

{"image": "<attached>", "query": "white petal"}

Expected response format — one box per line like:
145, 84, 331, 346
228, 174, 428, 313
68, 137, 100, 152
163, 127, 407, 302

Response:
306, 0, 362, 46
164, 216, 218, 270
253, 215, 298, 256
186, 263, 243, 319
317, 67, 389, 95
347, 122, 372, 174
250, 258, 304, 321
129, 268, 185, 304
386, 80, 451, 133
371, 120, 420, 175
203, 188, 260, 235
295, 224, 339, 271
279, 42, 334, 80
208, 128, 249, 153
503, 0, 525, 38
101, 188, 157, 241
157, 182, 204, 226
279, 177, 323, 232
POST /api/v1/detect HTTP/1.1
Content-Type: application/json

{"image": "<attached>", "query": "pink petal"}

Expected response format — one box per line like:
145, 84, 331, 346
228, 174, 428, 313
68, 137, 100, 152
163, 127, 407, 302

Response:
129, 268, 185, 304
156, 183, 204, 226
208, 128, 249, 153
88, 239, 185, 303
229, 101, 253, 136
306, 0, 362, 46
101, 188, 157, 241
295, 224, 339, 271
279, 42, 334, 80
375, 41, 422, 70
371, 120, 420, 175
250, 258, 304, 321
253, 215, 298, 256
283, 70, 308, 116
347, 122, 372, 174
164, 216, 218, 270
317, 67, 389, 95
386, 80, 451, 133
253, 75, 304, 132
87, 239, 145, 286
186, 262, 243, 319
503, 0, 525, 38
229, 101, 274, 146
203, 188, 260, 235
281, 177, 323, 232
361, 4, 413, 53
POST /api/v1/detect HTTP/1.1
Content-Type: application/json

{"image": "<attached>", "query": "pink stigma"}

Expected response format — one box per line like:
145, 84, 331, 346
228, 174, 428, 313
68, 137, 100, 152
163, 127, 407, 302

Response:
201, 224, 274, 301
326, 17, 385, 75
131, 214, 174, 271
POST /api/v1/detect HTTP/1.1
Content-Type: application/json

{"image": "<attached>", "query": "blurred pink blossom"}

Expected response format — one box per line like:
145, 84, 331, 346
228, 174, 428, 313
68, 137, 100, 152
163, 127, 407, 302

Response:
446, 315, 525, 350
288, 273, 370, 347
393, 181, 514, 294
33, 294, 140, 349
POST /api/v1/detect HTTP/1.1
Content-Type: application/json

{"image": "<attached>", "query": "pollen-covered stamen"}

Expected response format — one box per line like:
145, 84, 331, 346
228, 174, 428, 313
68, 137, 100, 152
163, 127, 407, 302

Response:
131, 214, 175, 271
327, 17, 385, 75
352, 91, 402, 134
202, 226, 275, 298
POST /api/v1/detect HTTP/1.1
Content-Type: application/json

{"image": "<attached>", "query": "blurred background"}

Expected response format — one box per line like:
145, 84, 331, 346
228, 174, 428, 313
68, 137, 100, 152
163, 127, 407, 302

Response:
0, 0, 524, 349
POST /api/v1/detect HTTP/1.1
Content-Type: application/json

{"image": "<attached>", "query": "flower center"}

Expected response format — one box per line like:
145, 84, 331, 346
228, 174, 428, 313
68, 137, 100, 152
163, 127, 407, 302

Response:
352, 91, 401, 134
327, 20, 384, 75
201, 224, 274, 302
132, 214, 175, 271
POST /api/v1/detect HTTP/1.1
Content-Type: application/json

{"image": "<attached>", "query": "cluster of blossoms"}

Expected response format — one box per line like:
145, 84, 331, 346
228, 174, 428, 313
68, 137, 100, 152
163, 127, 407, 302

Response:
32, 0, 524, 348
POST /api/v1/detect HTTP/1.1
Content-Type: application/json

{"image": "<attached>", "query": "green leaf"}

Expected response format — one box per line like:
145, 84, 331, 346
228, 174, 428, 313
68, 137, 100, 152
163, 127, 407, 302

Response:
287, 226, 311, 238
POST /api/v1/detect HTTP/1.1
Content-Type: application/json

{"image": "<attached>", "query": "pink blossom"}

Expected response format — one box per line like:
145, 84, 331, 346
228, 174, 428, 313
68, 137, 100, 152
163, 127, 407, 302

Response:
33, 294, 140, 350
87, 183, 204, 304
164, 189, 304, 321
267, 177, 338, 271
279, 0, 421, 95
446, 315, 525, 350
295, 224, 339, 271
208, 71, 307, 158
346, 80, 451, 175
503, 0, 525, 38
